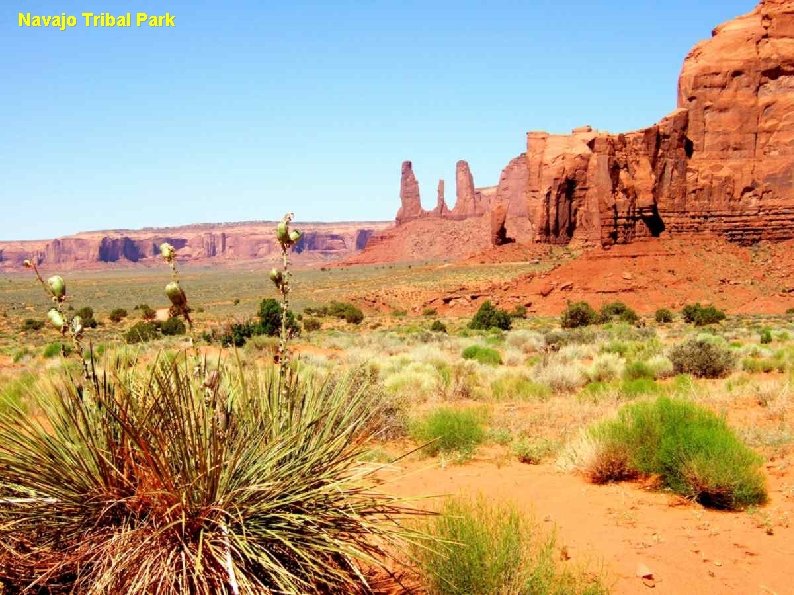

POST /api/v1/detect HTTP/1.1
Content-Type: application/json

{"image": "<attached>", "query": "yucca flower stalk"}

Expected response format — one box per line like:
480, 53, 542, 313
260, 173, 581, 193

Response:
160, 243, 193, 330
270, 212, 302, 384
23, 259, 92, 381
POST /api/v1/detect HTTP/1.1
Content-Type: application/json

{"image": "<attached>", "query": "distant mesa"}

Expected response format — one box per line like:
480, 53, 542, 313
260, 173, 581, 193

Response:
358, 0, 794, 263
0, 221, 390, 270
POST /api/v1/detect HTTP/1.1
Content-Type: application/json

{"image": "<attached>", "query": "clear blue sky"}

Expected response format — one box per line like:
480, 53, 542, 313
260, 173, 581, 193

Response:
1, 1, 754, 240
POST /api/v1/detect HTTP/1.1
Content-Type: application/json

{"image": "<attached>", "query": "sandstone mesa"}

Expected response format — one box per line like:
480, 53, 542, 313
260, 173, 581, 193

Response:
358, 0, 794, 263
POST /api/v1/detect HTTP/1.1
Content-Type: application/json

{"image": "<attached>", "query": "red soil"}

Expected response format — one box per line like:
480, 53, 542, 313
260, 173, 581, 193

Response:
384, 456, 794, 594
406, 236, 794, 316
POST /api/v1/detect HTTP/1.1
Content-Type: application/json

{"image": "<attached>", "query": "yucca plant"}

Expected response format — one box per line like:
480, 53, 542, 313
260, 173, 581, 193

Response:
1, 214, 422, 593
0, 355, 418, 593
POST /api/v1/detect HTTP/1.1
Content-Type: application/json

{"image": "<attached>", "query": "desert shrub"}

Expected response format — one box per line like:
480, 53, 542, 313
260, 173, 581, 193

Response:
742, 357, 786, 374
303, 317, 321, 332
654, 308, 674, 324
787, 307, 794, 316
74, 306, 98, 329
599, 301, 639, 325
669, 338, 735, 378
561, 301, 599, 329
42, 342, 72, 358
108, 308, 127, 323
422, 307, 438, 317
623, 360, 655, 381
506, 330, 545, 353
532, 359, 586, 392
315, 301, 365, 324
411, 407, 485, 458
257, 298, 299, 337
510, 304, 527, 319
513, 437, 556, 465
681, 303, 726, 326
462, 345, 502, 366
619, 378, 662, 399
646, 354, 675, 379
760, 328, 773, 345
391, 308, 407, 318
135, 304, 156, 321
468, 301, 512, 331
585, 352, 625, 383
588, 397, 767, 509
124, 321, 158, 344
159, 317, 186, 336
544, 327, 600, 349
490, 372, 550, 402
430, 320, 447, 333
21, 319, 44, 332
413, 497, 606, 595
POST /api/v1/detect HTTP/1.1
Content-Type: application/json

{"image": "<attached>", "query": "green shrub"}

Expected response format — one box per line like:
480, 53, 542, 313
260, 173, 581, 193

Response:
257, 298, 299, 337
623, 360, 655, 381
510, 304, 527, 319
669, 338, 735, 378
159, 317, 186, 336
413, 497, 606, 595
313, 301, 365, 324
75, 306, 98, 329
422, 307, 438, 317
391, 308, 407, 318
462, 345, 502, 366
21, 319, 44, 332
561, 301, 599, 329
468, 301, 512, 331
303, 317, 322, 332
619, 378, 662, 399
124, 321, 158, 344
411, 408, 485, 458
108, 308, 128, 323
430, 320, 447, 333
42, 342, 72, 358
681, 303, 726, 326
589, 397, 767, 509
760, 328, 773, 345
599, 301, 639, 325
654, 308, 674, 324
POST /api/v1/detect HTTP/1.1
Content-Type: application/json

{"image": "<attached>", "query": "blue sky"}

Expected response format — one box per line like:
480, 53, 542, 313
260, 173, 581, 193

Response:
1, 1, 754, 240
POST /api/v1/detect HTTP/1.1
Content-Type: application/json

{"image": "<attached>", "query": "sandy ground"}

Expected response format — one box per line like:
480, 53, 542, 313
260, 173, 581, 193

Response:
383, 454, 794, 594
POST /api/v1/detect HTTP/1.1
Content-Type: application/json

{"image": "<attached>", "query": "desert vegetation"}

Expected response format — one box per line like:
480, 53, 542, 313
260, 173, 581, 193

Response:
2, 249, 794, 592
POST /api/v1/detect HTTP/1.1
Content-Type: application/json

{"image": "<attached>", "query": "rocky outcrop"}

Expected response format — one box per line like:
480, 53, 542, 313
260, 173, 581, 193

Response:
432, 179, 448, 217
382, 0, 794, 256
395, 161, 423, 224
0, 221, 390, 270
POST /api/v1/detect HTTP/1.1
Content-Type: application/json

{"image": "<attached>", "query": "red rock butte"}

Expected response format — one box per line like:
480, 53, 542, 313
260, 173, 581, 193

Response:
359, 0, 794, 263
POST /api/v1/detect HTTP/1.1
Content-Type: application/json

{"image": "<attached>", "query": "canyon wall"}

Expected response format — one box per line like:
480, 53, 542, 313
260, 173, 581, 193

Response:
0, 221, 390, 271
384, 0, 793, 255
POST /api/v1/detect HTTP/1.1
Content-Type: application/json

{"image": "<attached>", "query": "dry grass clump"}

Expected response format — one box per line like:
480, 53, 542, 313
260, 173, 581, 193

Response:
413, 496, 607, 595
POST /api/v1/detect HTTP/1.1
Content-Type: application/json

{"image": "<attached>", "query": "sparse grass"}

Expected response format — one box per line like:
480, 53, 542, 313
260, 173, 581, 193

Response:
413, 497, 607, 595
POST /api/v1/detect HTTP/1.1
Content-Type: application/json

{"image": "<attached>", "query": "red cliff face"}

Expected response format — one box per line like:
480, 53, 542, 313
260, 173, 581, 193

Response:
377, 0, 794, 260
0, 221, 390, 270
